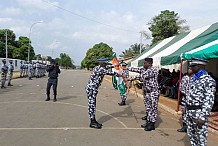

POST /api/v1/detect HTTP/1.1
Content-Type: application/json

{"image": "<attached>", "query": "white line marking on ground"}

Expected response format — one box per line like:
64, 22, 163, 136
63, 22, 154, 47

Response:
0, 101, 128, 128
0, 127, 177, 130
37, 85, 39, 86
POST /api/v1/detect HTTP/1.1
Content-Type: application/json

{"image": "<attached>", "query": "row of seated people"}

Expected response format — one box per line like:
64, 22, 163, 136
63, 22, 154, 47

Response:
158, 69, 218, 111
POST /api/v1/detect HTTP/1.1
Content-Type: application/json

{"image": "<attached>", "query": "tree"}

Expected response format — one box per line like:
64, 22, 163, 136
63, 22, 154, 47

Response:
58, 53, 75, 69
0, 29, 17, 58
119, 43, 147, 58
16, 36, 35, 60
148, 10, 189, 44
81, 42, 113, 69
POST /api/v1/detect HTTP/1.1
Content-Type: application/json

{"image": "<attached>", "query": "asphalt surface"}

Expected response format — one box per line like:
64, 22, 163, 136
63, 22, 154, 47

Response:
0, 70, 217, 146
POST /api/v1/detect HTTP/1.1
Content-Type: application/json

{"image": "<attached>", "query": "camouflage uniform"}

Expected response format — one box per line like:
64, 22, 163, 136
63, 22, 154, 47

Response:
20, 62, 23, 78
185, 71, 216, 146
86, 65, 120, 120
179, 75, 191, 124
119, 69, 129, 103
1, 61, 8, 88
128, 66, 159, 123
8, 61, 14, 86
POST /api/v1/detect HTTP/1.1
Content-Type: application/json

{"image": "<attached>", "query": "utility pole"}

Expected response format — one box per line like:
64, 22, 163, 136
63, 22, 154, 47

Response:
5, 30, 8, 65
140, 31, 143, 54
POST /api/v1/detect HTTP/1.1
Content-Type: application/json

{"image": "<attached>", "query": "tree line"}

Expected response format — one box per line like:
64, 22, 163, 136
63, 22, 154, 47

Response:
82, 10, 189, 69
0, 29, 75, 69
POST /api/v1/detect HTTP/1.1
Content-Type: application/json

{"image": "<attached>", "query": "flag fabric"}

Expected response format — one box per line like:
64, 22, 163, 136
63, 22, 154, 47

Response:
108, 53, 127, 95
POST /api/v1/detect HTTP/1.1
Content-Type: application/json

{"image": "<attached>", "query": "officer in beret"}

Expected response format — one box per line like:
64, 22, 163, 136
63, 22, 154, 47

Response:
118, 61, 129, 106
127, 57, 159, 131
1, 59, 8, 88
8, 60, 14, 86
185, 58, 216, 146
85, 58, 122, 129
45, 59, 61, 102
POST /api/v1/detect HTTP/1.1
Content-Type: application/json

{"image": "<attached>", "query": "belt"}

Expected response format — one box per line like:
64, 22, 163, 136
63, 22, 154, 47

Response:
186, 105, 202, 110
50, 77, 57, 79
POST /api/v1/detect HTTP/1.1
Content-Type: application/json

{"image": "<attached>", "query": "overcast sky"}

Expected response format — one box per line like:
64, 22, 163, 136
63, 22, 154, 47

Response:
0, 0, 217, 65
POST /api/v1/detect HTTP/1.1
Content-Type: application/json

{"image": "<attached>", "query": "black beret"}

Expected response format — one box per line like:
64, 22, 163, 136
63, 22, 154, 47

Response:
144, 57, 153, 63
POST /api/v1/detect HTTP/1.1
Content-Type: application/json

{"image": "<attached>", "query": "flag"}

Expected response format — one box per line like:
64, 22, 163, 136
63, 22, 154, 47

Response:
108, 53, 126, 94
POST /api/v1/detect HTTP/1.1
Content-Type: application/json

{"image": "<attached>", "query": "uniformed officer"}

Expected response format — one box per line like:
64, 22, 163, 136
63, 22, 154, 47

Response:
8, 60, 14, 86
118, 61, 129, 106
27, 61, 32, 80
85, 58, 122, 129
1, 59, 8, 88
128, 57, 159, 131
45, 59, 61, 102
185, 58, 216, 146
20, 61, 23, 78
177, 67, 194, 132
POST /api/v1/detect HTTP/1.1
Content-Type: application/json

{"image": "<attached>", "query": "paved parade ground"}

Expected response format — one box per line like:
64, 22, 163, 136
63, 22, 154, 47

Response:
0, 70, 218, 146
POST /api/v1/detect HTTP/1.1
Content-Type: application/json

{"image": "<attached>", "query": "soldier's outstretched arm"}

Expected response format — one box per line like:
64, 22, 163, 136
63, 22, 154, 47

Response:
127, 67, 142, 73
127, 74, 141, 82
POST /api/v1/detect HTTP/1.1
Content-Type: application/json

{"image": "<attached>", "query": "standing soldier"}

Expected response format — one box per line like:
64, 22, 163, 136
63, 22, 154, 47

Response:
118, 61, 129, 106
28, 61, 32, 80
85, 58, 122, 129
1, 59, 8, 88
45, 60, 61, 102
128, 58, 159, 131
20, 61, 23, 78
177, 67, 194, 132
8, 60, 14, 86
186, 58, 216, 146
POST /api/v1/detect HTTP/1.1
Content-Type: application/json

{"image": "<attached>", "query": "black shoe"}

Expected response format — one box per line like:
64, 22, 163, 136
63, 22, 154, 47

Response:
1, 86, 6, 89
144, 122, 155, 131
89, 121, 102, 129
141, 115, 147, 120
141, 121, 149, 128
8, 84, 13, 86
177, 126, 187, 132
118, 101, 126, 106
45, 98, 50, 101
53, 99, 57, 102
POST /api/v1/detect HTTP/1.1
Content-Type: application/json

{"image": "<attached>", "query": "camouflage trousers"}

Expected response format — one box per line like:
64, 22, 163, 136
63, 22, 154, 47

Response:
86, 88, 98, 120
120, 93, 127, 102
1, 73, 7, 87
8, 72, 13, 84
144, 91, 159, 122
186, 111, 208, 146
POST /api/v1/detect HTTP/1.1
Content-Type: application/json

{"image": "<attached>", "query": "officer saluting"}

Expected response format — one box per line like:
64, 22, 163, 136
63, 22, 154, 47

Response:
86, 58, 122, 129
186, 58, 216, 146
45, 59, 61, 102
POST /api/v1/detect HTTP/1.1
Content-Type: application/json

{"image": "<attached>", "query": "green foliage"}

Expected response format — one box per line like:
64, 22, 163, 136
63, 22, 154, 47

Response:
148, 10, 189, 44
81, 42, 113, 69
0, 29, 35, 60
119, 43, 147, 58
58, 53, 75, 69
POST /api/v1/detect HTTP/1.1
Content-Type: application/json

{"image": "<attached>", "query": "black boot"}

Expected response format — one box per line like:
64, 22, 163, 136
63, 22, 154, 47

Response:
144, 122, 155, 131
118, 101, 126, 106
45, 95, 50, 101
141, 120, 149, 128
89, 118, 102, 129
8, 83, 13, 86
177, 123, 187, 132
53, 95, 57, 102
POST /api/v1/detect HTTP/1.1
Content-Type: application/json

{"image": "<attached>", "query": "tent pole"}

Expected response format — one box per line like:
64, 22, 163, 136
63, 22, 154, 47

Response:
176, 60, 183, 112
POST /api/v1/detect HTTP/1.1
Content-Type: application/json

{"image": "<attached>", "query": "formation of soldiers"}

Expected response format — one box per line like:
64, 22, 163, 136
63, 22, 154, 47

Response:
1, 59, 47, 89
20, 61, 47, 79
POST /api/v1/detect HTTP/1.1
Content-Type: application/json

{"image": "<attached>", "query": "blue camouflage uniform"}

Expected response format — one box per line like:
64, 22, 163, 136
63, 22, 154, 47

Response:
179, 75, 191, 124
128, 66, 160, 124
185, 70, 216, 146
86, 65, 120, 120
1, 60, 8, 88
8, 60, 14, 86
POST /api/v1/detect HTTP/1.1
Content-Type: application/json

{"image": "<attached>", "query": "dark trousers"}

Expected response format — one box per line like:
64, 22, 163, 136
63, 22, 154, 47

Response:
46, 78, 58, 95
